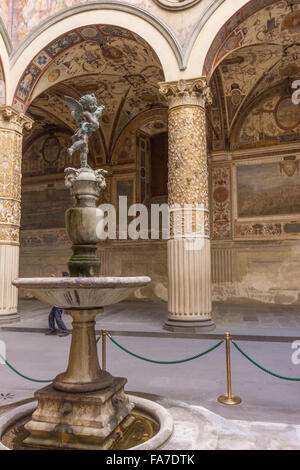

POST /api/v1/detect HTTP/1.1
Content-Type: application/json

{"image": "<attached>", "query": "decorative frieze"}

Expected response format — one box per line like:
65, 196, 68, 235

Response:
235, 222, 282, 238
20, 228, 70, 247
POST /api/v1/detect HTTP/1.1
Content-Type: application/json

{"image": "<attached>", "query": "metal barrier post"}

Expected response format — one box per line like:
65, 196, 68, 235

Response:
218, 332, 242, 405
101, 328, 107, 371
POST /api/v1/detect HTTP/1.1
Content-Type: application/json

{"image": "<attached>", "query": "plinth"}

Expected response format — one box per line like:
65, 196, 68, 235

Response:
23, 379, 134, 450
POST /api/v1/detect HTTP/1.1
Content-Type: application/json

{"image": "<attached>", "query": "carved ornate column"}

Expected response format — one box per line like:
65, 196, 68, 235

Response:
0, 107, 33, 323
159, 78, 215, 331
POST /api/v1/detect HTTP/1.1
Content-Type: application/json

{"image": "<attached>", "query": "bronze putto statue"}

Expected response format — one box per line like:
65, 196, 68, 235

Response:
65, 94, 104, 168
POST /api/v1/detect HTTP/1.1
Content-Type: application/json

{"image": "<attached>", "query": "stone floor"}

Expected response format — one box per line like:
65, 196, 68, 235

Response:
2, 393, 300, 450
4, 299, 300, 338
156, 395, 300, 450
1, 299, 300, 449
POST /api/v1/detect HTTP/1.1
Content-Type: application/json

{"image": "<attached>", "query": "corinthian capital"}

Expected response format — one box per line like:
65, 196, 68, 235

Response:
0, 106, 34, 133
159, 77, 212, 109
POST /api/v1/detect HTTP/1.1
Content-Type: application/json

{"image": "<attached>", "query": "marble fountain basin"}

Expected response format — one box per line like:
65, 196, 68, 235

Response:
12, 276, 151, 308
12, 276, 152, 394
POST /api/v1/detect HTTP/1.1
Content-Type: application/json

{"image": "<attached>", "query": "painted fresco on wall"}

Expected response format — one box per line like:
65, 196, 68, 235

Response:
12, 0, 211, 47
22, 131, 78, 177
237, 161, 300, 218
14, 0, 88, 43
0, 0, 9, 28
234, 92, 300, 149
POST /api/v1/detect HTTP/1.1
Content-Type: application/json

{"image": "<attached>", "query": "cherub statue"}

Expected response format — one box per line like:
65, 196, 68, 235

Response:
65, 94, 104, 168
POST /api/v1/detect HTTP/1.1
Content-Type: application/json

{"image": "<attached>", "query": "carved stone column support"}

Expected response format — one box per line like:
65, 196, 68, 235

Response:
0, 107, 33, 323
159, 78, 215, 331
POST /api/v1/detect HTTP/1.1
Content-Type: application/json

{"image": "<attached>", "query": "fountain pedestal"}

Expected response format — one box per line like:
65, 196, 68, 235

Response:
23, 379, 134, 450
13, 277, 150, 450
53, 309, 113, 393
21, 307, 135, 449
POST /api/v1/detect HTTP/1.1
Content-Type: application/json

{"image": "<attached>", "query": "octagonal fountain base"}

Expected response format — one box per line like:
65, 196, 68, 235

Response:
0, 395, 173, 451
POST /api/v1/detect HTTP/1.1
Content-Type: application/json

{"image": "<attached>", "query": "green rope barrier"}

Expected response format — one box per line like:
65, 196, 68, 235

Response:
107, 335, 224, 364
233, 341, 300, 382
0, 352, 52, 383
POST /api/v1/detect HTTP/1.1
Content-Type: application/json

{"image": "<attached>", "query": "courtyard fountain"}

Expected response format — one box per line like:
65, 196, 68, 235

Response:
0, 94, 173, 450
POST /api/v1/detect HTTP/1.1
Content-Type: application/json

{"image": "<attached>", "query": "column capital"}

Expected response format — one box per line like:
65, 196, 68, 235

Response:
159, 77, 212, 109
0, 106, 34, 133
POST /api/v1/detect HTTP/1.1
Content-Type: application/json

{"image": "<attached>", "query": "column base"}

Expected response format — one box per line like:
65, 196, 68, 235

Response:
0, 313, 20, 325
164, 318, 216, 333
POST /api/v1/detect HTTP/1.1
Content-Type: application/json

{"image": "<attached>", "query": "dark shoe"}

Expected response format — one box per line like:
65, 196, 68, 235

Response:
58, 332, 69, 337
45, 330, 57, 335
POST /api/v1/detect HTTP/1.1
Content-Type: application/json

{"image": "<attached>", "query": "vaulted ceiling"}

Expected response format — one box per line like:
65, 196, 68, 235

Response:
208, 0, 300, 152
22, 25, 167, 175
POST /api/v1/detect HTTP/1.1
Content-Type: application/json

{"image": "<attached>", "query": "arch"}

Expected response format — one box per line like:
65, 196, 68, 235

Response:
181, 0, 226, 72
0, 15, 11, 105
112, 107, 167, 163
9, 2, 182, 106
202, 0, 280, 78
0, 57, 6, 105
0, 15, 12, 57
187, 0, 262, 78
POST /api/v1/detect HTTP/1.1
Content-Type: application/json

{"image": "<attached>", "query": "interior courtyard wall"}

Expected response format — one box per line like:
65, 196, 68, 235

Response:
209, 82, 300, 305
210, 149, 300, 306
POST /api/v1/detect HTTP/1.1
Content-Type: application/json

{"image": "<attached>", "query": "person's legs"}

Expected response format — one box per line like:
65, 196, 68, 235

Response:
45, 307, 56, 335
54, 308, 69, 334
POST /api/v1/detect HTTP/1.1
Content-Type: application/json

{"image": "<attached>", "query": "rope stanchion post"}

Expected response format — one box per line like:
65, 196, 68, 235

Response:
218, 332, 242, 406
101, 328, 107, 371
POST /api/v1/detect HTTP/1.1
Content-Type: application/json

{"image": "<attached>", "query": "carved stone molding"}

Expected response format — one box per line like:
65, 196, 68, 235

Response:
154, 0, 202, 11
159, 78, 212, 109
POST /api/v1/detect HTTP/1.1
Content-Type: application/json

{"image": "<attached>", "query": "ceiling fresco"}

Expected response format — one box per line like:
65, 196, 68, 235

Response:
13, 25, 164, 110
204, 0, 300, 76
208, 0, 300, 151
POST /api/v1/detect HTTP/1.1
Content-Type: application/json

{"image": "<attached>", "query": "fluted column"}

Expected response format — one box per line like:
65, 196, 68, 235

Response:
159, 78, 215, 331
0, 107, 33, 323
